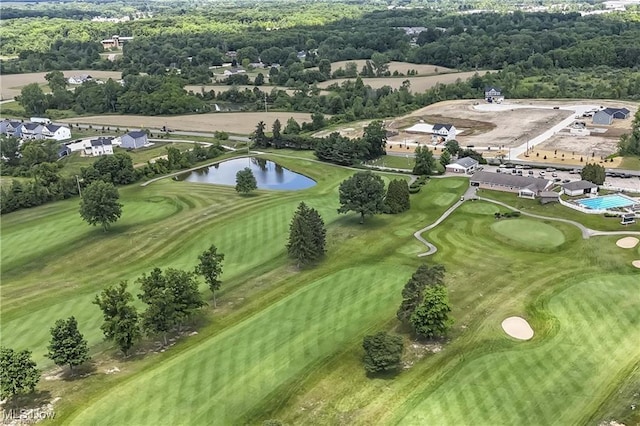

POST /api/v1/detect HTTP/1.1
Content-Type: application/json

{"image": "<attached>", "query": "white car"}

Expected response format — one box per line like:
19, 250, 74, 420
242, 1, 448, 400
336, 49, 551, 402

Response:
539, 171, 546, 176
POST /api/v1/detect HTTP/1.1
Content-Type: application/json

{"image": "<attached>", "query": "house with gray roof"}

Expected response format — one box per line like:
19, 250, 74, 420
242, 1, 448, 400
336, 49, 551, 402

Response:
470, 171, 552, 199
21, 122, 44, 140
2, 120, 24, 138
85, 137, 114, 156
561, 180, 598, 196
121, 131, 148, 149
445, 156, 478, 174
484, 86, 504, 102
592, 107, 631, 125
41, 124, 71, 141
431, 123, 457, 142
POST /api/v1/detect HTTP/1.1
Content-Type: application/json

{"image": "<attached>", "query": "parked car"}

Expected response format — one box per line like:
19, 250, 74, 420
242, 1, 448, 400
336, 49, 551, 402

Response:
552, 172, 558, 177
554, 178, 562, 182
528, 170, 534, 175
546, 167, 556, 172
539, 171, 546, 176
562, 179, 571, 183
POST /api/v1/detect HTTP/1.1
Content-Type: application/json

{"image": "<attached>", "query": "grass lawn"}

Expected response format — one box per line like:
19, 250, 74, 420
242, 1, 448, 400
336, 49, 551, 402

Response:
367, 154, 415, 170
1, 155, 638, 425
619, 156, 640, 171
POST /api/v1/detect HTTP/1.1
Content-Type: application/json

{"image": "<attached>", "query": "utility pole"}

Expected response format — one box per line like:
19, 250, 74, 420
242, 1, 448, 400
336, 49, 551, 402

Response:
75, 175, 82, 198
264, 93, 268, 113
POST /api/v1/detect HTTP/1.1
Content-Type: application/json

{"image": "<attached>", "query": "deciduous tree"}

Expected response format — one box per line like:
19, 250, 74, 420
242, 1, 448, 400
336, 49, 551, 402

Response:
580, 163, 605, 185
439, 150, 451, 168
362, 332, 403, 374
46, 317, 90, 371
79, 180, 123, 231
413, 146, 436, 175
397, 264, 445, 324
19, 83, 48, 116
362, 120, 387, 159
0, 347, 40, 400
236, 167, 258, 194
195, 245, 225, 307
410, 285, 452, 339
338, 171, 385, 224
93, 282, 141, 356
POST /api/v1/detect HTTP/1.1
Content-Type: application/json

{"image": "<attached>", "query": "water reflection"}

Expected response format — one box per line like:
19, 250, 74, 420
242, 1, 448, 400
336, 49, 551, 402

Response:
178, 157, 316, 191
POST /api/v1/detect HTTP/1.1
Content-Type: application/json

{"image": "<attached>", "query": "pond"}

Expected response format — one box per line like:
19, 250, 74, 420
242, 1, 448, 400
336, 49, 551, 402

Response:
178, 157, 316, 190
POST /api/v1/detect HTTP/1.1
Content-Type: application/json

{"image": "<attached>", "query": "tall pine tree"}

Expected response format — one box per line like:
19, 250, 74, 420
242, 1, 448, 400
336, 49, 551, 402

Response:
287, 202, 327, 267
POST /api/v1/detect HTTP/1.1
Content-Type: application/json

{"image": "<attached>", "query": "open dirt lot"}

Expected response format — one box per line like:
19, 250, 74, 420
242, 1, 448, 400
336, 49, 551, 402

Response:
316, 71, 493, 92
386, 99, 574, 153
66, 112, 316, 134
0, 70, 122, 100
311, 60, 455, 76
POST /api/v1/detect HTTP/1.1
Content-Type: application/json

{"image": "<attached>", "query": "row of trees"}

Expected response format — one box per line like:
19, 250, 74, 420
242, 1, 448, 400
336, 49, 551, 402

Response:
618, 110, 640, 157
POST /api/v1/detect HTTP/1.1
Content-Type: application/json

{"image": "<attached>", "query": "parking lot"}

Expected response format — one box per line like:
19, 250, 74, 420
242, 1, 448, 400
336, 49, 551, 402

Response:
474, 164, 640, 193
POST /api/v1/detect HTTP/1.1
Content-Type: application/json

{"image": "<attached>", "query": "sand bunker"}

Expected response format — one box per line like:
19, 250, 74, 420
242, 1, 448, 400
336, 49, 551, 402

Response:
632, 260, 640, 269
501, 317, 534, 340
616, 237, 639, 249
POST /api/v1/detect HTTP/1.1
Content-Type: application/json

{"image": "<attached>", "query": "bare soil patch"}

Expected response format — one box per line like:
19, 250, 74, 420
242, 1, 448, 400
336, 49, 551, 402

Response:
316, 71, 492, 92
66, 112, 316, 134
501, 316, 534, 340
0, 70, 122, 100
616, 237, 639, 249
314, 60, 455, 76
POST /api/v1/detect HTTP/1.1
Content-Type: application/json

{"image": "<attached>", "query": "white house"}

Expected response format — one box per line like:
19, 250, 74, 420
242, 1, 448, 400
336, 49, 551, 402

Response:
445, 156, 478, 174
223, 68, 246, 76
120, 131, 148, 149
431, 124, 457, 142
41, 124, 71, 141
561, 180, 598, 196
21, 122, 44, 140
68, 74, 93, 85
85, 137, 114, 156
484, 86, 504, 103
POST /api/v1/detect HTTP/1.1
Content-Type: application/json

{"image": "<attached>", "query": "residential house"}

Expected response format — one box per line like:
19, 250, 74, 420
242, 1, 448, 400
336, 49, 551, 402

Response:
431, 123, 457, 142
21, 122, 44, 140
592, 107, 631, 125
561, 180, 598, 196
297, 50, 307, 60
2, 120, 24, 138
68, 74, 93, 85
484, 86, 504, 103
85, 137, 114, 156
41, 124, 71, 141
121, 131, 148, 149
223, 68, 246, 76
445, 156, 478, 174
470, 171, 552, 199
100, 35, 134, 49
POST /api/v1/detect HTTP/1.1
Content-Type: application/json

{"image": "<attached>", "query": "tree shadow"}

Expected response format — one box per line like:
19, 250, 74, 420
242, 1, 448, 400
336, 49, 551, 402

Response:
3, 390, 52, 411
365, 369, 402, 381
60, 361, 97, 381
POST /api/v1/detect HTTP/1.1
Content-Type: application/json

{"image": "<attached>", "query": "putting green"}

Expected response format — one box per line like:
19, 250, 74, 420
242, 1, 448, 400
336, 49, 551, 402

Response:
491, 219, 565, 249
458, 201, 501, 215
397, 274, 640, 425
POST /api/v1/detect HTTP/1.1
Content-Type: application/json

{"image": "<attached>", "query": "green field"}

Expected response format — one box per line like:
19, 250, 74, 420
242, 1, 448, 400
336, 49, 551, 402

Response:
1, 156, 639, 425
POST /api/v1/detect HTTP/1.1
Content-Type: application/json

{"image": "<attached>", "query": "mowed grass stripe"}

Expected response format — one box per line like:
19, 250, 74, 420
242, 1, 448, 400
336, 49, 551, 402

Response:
396, 275, 640, 425
69, 265, 412, 425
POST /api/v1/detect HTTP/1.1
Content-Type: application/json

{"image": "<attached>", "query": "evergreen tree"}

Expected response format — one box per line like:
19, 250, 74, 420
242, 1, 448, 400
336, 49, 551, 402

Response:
283, 117, 301, 135
397, 264, 445, 324
272, 119, 282, 148
580, 163, 606, 185
410, 285, 452, 339
93, 281, 141, 356
385, 179, 410, 214
0, 347, 40, 400
362, 332, 404, 374
46, 317, 90, 371
252, 121, 268, 148
195, 244, 225, 307
287, 202, 326, 267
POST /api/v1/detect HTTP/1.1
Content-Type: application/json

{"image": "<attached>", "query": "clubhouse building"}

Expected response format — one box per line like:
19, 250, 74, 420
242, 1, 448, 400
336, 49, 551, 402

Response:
470, 171, 553, 199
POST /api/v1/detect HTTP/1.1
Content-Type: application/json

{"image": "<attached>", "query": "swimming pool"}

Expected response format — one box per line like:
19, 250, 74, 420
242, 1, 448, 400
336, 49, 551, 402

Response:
577, 194, 638, 210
